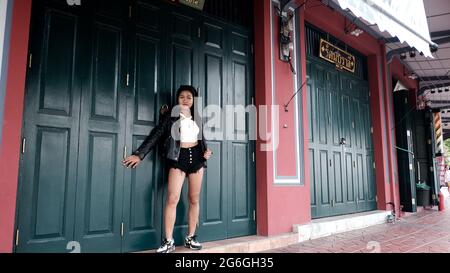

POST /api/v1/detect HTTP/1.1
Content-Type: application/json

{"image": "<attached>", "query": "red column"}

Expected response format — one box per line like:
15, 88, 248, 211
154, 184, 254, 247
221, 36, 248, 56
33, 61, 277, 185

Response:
254, 0, 311, 236
253, 0, 272, 236
388, 56, 420, 216
368, 53, 391, 211
380, 46, 399, 215
0, 0, 32, 253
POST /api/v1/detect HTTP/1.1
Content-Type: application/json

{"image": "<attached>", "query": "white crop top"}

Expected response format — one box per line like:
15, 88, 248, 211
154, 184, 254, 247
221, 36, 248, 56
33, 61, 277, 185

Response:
179, 113, 200, 143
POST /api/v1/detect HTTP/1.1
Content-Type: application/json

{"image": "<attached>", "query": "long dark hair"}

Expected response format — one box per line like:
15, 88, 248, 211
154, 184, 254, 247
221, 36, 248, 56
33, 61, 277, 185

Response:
175, 85, 198, 120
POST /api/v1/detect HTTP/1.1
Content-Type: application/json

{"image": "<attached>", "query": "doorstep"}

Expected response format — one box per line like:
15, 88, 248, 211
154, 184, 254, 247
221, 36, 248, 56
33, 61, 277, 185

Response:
139, 210, 392, 253
293, 210, 392, 243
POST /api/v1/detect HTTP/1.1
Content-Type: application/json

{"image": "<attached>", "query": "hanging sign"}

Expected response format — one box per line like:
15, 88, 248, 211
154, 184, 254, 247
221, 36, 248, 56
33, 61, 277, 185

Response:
319, 39, 356, 73
179, 0, 206, 11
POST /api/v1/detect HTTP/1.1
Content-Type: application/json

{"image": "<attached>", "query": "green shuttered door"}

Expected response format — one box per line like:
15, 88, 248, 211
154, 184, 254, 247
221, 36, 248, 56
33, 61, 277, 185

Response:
307, 56, 377, 218
15, 0, 255, 253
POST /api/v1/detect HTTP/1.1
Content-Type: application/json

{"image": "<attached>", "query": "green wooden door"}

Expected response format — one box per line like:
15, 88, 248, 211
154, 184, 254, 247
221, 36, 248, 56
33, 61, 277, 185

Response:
14, 1, 84, 253
121, 0, 166, 253
225, 24, 256, 238
16, 0, 255, 253
308, 57, 376, 219
197, 17, 256, 241
72, 0, 129, 253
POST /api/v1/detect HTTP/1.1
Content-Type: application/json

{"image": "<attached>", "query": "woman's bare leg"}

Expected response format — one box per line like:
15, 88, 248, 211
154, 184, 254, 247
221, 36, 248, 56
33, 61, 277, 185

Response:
187, 168, 204, 236
164, 168, 186, 240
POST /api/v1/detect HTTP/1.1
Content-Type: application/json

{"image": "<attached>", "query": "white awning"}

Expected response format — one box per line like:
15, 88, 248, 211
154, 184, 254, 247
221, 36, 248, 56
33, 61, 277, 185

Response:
337, 0, 436, 58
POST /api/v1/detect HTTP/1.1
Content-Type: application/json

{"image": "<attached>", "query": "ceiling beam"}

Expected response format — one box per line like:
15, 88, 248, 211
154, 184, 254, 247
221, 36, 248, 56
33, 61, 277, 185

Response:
431, 30, 450, 38
420, 75, 450, 82
420, 81, 450, 93
433, 36, 450, 45
426, 100, 450, 104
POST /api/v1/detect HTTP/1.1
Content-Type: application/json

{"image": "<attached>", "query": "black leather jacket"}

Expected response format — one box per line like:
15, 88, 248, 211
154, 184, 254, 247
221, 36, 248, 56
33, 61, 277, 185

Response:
132, 112, 208, 163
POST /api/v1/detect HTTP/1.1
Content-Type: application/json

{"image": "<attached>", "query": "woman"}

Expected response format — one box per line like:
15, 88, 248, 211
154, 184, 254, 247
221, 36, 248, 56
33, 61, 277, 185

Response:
122, 85, 212, 253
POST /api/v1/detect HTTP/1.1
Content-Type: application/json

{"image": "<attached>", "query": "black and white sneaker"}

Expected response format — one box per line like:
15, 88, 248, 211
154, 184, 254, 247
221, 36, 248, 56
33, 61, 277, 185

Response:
184, 235, 202, 250
156, 238, 175, 253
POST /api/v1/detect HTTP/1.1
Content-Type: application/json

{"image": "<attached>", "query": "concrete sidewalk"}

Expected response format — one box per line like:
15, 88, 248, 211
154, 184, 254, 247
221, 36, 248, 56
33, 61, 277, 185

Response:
262, 196, 450, 253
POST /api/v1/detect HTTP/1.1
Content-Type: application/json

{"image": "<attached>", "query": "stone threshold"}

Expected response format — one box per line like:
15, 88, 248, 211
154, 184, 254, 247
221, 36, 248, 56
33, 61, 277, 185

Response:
294, 210, 392, 242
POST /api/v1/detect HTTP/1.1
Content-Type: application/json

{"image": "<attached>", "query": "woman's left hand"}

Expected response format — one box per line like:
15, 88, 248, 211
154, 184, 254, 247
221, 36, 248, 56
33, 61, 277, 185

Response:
204, 148, 213, 160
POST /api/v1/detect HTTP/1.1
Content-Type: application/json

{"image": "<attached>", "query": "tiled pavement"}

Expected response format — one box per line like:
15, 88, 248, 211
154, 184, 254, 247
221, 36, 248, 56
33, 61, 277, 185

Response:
261, 197, 450, 253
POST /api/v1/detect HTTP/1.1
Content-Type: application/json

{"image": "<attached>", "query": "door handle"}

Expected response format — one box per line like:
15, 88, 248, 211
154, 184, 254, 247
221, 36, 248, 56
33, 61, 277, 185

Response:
160, 104, 169, 115
340, 137, 346, 146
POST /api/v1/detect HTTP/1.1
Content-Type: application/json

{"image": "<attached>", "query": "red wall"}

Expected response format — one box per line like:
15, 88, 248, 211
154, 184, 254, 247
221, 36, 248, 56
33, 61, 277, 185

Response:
0, 0, 32, 253
390, 57, 419, 92
254, 0, 311, 236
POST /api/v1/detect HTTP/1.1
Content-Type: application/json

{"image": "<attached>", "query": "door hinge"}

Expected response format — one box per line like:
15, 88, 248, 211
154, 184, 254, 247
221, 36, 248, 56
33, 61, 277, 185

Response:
28, 53, 32, 69
371, 127, 373, 134
251, 44, 254, 55
353, 161, 356, 168
15, 229, 19, 246
368, 91, 371, 97
129, 6, 132, 18
375, 196, 378, 202
198, 27, 201, 38
21, 138, 26, 154
373, 162, 376, 169
252, 152, 255, 162
251, 97, 254, 105
253, 210, 256, 221
123, 146, 127, 160
121, 222, 124, 237
330, 159, 332, 167
352, 121, 355, 129
331, 200, 335, 207
126, 74, 130, 87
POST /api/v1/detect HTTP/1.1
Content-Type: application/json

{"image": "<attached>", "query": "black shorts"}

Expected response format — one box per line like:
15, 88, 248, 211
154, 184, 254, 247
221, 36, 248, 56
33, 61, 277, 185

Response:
167, 145, 206, 175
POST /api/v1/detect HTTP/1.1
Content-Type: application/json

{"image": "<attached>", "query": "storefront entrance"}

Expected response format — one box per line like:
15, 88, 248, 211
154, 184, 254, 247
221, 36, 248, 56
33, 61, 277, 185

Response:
306, 24, 377, 218
15, 0, 255, 253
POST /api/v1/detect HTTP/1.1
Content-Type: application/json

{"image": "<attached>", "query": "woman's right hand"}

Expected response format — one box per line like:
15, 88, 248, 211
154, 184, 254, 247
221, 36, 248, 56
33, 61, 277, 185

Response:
122, 155, 142, 168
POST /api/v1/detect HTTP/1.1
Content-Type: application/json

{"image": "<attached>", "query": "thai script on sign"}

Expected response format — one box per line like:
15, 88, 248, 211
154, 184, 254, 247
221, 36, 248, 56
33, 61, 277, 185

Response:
319, 39, 356, 73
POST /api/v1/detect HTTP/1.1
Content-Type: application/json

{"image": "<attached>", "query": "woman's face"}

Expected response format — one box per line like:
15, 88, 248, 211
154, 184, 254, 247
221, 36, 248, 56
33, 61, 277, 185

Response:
178, 90, 194, 109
